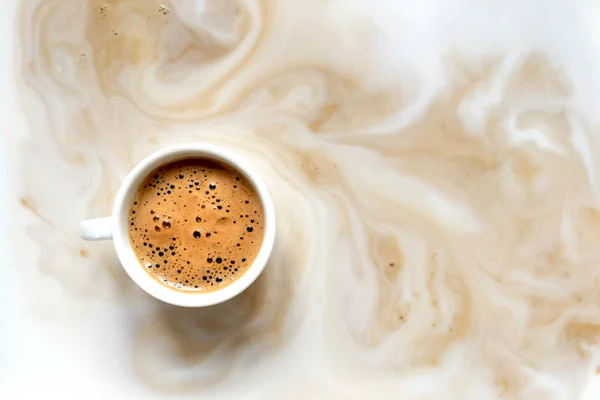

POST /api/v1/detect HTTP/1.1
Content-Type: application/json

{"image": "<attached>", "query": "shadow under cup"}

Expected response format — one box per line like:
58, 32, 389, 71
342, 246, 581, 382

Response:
110, 145, 276, 307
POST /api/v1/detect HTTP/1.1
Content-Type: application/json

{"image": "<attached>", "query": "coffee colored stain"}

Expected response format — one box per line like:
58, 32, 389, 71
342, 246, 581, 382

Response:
158, 5, 170, 15
566, 322, 600, 344
80, 248, 89, 257
20, 197, 53, 227
104, 264, 116, 280
308, 103, 338, 131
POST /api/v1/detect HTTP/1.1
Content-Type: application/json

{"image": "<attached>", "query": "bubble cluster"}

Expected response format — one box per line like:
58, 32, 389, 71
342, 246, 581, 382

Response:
127, 158, 264, 292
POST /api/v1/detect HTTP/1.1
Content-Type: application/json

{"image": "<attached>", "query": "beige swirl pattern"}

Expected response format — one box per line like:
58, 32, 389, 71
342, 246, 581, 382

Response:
7, 0, 600, 398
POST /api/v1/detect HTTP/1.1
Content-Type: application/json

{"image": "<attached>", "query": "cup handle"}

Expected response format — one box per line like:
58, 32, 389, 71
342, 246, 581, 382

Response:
80, 217, 114, 241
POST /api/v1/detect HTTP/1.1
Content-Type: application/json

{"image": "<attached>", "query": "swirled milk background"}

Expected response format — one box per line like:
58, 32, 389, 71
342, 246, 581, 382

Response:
4, 0, 600, 399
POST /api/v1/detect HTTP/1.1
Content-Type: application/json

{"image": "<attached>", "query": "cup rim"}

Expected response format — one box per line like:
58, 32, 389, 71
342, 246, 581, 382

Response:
111, 144, 276, 307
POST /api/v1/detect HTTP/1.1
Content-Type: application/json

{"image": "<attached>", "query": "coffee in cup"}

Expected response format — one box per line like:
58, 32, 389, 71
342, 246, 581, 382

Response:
127, 158, 264, 292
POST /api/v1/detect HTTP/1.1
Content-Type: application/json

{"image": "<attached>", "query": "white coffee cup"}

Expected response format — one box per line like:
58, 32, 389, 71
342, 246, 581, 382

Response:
79, 144, 276, 307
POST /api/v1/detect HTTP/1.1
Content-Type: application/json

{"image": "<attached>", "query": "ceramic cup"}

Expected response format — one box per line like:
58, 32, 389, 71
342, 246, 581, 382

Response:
80, 144, 276, 307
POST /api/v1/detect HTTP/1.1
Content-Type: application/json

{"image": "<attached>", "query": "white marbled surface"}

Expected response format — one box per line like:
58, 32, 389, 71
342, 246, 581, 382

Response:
4, 0, 600, 399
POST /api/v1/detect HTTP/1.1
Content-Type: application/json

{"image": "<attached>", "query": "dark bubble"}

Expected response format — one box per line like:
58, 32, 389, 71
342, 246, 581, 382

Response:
216, 257, 222, 264
236, 177, 240, 181
148, 244, 153, 248
207, 258, 213, 263
247, 226, 254, 233
153, 215, 160, 222
193, 230, 201, 239
206, 232, 211, 237
242, 258, 246, 262
196, 216, 202, 222
170, 185, 175, 189
245, 200, 249, 204
162, 220, 171, 229
155, 226, 161, 232
158, 252, 164, 257
209, 183, 216, 190
179, 174, 184, 179
216, 277, 222, 283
